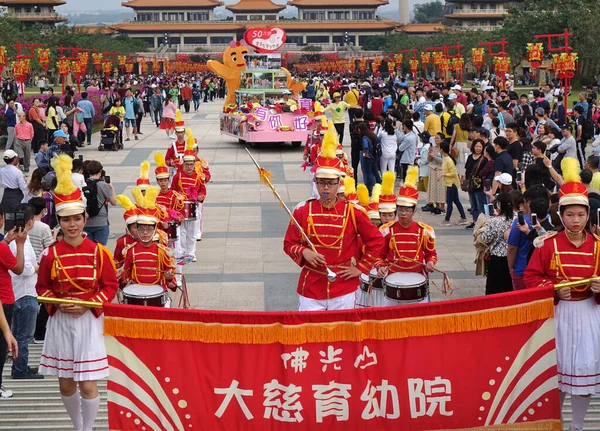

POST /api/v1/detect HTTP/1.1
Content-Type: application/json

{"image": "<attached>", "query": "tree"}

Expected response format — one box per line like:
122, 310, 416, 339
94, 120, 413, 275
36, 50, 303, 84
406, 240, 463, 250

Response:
413, 1, 444, 24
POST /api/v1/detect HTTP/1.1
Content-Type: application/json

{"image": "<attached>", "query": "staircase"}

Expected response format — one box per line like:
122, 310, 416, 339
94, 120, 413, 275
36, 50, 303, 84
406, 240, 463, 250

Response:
2, 345, 600, 430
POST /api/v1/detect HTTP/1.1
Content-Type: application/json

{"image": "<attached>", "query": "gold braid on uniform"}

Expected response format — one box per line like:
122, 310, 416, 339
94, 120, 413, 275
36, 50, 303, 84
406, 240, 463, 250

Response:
390, 227, 424, 264
306, 203, 350, 248
553, 237, 600, 292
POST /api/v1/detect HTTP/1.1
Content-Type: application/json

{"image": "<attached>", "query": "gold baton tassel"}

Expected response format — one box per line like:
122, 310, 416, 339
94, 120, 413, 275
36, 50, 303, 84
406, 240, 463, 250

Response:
245, 147, 338, 283
37, 297, 103, 308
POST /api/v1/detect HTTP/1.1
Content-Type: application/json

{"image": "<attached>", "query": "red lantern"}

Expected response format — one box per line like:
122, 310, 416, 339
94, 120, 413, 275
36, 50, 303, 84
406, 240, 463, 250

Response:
526, 43, 544, 78
0, 46, 6, 77
117, 55, 127, 70
471, 48, 485, 75
37, 48, 50, 72
125, 62, 134, 74
92, 53, 103, 71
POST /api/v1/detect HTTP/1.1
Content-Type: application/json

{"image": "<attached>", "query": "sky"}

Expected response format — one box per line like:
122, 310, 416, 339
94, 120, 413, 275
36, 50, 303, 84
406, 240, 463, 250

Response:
58, 0, 429, 13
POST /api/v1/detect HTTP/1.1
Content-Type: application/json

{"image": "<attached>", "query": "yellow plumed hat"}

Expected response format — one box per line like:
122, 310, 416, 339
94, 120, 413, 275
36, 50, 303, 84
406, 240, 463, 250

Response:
397, 165, 420, 207
344, 176, 358, 204
315, 121, 341, 179
183, 128, 196, 161
136, 160, 151, 190
117, 194, 138, 225
175, 109, 185, 131
366, 184, 381, 219
132, 185, 162, 224
379, 171, 397, 213
52, 155, 86, 217
357, 183, 370, 208
559, 157, 588, 208
154, 152, 169, 179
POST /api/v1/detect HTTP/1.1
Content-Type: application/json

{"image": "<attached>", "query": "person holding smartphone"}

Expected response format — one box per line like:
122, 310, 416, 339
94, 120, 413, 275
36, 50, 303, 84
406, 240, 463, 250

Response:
482, 192, 514, 294
0, 208, 29, 397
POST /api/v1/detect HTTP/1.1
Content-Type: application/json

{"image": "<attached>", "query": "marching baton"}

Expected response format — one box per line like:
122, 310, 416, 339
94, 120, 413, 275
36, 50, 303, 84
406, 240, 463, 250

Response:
37, 297, 103, 308
245, 147, 338, 283
554, 277, 600, 290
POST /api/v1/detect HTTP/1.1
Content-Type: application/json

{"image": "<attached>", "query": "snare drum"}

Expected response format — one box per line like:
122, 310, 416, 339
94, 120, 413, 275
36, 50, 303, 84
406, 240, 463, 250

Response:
122, 284, 167, 307
183, 201, 197, 221
355, 268, 385, 308
383, 272, 429, 306
166, 221, 179, 241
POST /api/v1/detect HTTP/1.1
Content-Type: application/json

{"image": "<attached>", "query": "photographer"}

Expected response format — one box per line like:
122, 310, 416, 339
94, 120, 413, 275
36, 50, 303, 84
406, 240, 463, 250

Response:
0, 208, 29, 397
9, 204, 43, 380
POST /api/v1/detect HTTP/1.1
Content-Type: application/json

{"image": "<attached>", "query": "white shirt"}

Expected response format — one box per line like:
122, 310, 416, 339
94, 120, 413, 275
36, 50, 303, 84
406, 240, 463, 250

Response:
0, 164, 28, 191
10, 237, 37, 301
72, 172, 86, 190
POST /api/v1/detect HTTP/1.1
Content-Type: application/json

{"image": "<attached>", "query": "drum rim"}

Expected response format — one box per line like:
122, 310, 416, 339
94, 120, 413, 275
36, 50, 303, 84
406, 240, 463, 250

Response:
123, 284, 164, 298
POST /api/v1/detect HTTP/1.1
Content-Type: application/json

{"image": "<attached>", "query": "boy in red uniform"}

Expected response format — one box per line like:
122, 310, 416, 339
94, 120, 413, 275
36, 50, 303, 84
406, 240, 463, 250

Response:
171, 130, 206, 260
154, 152, 185, 254
284, 122, 384, 311
120, 186, 176, 294
376, 166, 437, 290
164, 110, 186, 172
36, 155, 118, 431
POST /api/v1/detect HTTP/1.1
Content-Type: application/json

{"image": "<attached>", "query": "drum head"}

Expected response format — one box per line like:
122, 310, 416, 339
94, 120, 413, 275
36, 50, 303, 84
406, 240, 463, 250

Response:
123, 284, 164, 298
384, 272, 427, 287
360, 273, 370, 283
369, 268, 378, 278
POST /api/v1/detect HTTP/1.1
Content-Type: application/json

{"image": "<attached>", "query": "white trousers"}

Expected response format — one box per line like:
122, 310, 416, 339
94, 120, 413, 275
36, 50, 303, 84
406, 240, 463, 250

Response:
180, 219, 198, 257
298, 292, 355, 311
380, 152, 396, 174
196, 202, 204, 239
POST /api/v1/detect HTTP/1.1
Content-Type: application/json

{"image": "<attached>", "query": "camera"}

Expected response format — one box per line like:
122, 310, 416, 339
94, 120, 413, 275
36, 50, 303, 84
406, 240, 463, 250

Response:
4, 211, 25, 233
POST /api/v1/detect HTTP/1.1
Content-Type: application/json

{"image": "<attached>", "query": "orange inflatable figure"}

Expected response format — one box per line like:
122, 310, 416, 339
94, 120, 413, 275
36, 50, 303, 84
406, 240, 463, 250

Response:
282, 67, 307, 98
207, 40, 250, 109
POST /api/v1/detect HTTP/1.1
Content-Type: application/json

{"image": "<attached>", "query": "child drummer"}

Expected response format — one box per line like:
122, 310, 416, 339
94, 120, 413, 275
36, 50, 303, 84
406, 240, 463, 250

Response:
171, 129, 207, 262
119, 186, 177, 296
376, 166, 438, 282
36, 155, 118, 431
154, 153, 185, 253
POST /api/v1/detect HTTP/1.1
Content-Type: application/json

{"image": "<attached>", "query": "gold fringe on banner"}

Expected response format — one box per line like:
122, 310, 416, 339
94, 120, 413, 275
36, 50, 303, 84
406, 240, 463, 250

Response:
455, 420, 562, 430
104, 298, 554, 345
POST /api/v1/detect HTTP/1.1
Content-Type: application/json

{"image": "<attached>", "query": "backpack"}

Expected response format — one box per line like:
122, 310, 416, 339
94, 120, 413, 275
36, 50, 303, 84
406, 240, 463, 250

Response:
442, 110, 459, 137
83, 178, 104, 218
372, 135, 382, 160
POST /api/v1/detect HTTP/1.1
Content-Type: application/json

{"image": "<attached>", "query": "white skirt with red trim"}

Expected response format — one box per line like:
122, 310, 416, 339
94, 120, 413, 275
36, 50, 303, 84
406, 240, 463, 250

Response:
555, 296, 600, 395
39, 309, 109, 381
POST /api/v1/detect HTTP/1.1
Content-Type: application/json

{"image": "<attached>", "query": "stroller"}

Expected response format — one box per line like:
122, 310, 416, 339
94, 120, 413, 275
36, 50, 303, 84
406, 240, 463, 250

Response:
99, 115, 124, 151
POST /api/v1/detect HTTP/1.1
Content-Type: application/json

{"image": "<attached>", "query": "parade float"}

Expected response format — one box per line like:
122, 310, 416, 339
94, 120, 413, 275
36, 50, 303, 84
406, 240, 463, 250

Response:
208, 28, 309, 148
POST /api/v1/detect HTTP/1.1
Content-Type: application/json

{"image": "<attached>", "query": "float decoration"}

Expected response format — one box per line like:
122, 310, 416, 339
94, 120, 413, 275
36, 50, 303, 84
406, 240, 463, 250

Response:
207, 40, 250, 108
244, 28, 286, 53
217, 36, 311, 148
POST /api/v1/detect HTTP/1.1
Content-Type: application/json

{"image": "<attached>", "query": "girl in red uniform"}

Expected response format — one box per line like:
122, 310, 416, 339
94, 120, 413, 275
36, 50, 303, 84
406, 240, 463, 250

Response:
36, 155, 118, 431
524, 158, 600, 431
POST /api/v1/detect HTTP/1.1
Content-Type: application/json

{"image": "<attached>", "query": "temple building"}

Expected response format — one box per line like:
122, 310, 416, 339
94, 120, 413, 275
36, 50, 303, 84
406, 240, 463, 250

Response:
111, 0, 397, 50
443, 0, 522, 30
0, 0, 67, 25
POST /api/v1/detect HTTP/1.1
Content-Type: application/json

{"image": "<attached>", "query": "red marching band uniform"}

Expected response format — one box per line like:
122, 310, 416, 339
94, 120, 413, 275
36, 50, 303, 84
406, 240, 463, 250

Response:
284, 122, 384, 309
164, 110, 187, 170
120, 186, 177, 292
524, 178, 600, 399
36, 155, 118, 381
376, 167, 438, 274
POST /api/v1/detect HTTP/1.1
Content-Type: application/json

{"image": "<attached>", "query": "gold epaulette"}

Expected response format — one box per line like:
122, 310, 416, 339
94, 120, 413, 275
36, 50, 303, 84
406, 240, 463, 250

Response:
533, 231, 557, 248
350, 202, 368, 217
594, 233, 600, 242
157, 243, 174, 257
417, 221, 436, 239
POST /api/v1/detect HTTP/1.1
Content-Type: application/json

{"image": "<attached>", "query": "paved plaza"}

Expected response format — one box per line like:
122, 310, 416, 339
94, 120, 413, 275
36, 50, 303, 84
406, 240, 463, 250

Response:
0, 101, 598, 429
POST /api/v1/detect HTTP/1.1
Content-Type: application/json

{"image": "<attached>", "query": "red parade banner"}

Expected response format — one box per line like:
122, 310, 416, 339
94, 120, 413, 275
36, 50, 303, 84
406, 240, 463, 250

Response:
104, 287, 561, 431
